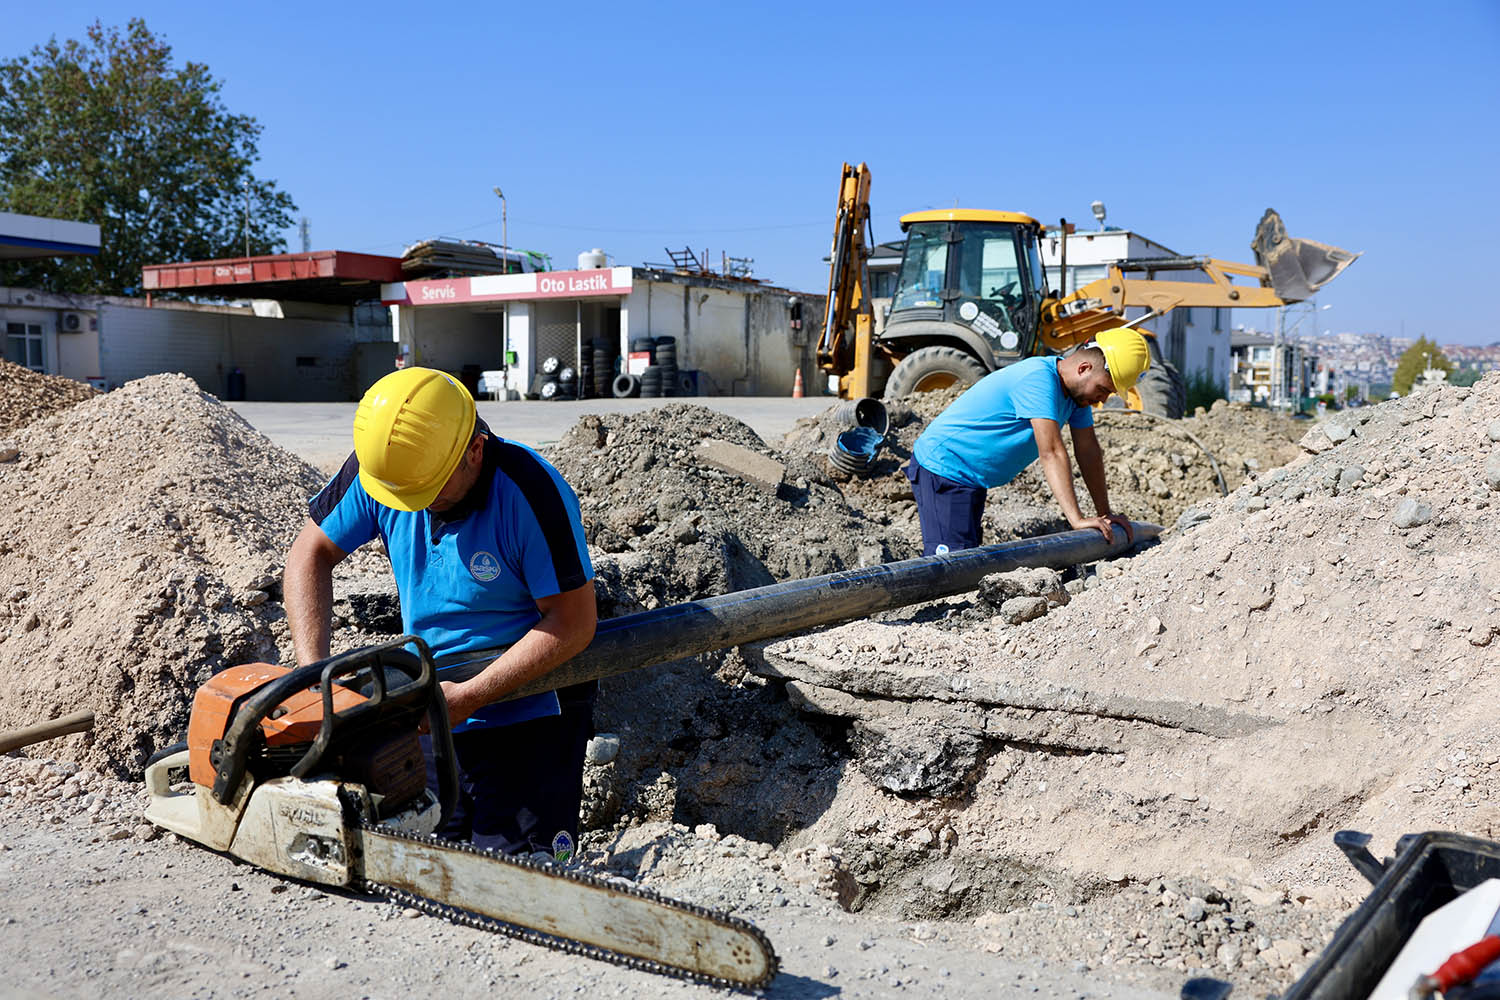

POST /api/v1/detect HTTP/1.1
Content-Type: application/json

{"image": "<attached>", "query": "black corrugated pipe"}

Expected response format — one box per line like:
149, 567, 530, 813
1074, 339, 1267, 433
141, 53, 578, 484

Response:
440, 523, 1161, 699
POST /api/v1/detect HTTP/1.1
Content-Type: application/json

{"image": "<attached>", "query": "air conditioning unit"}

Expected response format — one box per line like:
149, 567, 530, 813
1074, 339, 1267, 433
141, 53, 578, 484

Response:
58, 311, 89, 334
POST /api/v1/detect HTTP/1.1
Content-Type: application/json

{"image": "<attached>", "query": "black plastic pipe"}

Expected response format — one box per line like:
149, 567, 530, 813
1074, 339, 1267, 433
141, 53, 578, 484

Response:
442, 522, 1160, 699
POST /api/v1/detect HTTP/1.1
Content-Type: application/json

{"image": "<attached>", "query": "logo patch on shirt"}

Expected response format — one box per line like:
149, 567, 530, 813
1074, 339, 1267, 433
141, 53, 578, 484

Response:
468, 550, 501, 582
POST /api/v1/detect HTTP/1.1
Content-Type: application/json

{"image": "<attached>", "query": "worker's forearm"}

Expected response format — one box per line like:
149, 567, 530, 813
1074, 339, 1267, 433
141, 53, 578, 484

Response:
1037, 447, 1086, 525
450, 622, 592, 713
1074, 442, 1112, 516
284, 552, 335, 666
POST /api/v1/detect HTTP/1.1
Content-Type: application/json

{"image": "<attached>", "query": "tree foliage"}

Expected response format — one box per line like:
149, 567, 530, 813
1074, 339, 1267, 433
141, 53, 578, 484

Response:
0, 19, 296, 295
1392, 336, 1454, 396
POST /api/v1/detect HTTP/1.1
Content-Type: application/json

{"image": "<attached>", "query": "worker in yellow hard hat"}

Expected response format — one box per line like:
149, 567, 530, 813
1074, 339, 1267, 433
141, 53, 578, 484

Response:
905, 328, 1150, 555
283, 366, 598, 863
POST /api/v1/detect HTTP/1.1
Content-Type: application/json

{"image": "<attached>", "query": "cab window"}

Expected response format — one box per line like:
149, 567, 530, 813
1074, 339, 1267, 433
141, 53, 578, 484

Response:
891, 223, 948, 311
955, 224, 1024, 330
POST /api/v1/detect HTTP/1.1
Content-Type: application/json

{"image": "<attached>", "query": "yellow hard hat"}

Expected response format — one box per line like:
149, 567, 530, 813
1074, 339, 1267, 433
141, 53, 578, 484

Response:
352, 367, 477, 511
1094, 328, 1151, 398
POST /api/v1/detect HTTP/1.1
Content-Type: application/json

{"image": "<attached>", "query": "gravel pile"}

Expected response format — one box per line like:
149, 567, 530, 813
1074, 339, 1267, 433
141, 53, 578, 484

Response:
780, 391, 1310, 548
757, 373, 1500, 995
0, 358, 98, 439
548, 404, 894, 615
0, 374, 323, 776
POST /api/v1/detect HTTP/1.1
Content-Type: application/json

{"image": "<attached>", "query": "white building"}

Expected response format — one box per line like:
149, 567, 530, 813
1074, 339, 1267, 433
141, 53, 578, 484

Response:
1039, 227, 1231, 393
382, 263, 823, 399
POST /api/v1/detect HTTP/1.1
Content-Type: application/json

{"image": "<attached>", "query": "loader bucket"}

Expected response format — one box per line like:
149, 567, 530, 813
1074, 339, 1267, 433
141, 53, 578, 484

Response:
1252, 208, 1360, 303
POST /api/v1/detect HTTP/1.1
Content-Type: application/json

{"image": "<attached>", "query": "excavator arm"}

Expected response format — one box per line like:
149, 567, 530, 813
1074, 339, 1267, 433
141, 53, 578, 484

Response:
1037, 209, 1360, 354
816, 162, 878, 399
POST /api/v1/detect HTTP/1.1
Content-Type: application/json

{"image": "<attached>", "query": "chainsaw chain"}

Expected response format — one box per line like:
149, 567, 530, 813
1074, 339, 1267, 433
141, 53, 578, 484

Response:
353, 817, 778, 991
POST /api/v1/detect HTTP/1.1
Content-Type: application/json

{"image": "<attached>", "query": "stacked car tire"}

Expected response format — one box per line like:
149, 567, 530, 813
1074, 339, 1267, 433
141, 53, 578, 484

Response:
653, 336, 677, 398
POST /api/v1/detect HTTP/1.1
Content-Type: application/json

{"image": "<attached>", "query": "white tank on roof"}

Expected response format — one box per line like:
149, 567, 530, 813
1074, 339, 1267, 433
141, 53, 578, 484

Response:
578, 248, 607, 270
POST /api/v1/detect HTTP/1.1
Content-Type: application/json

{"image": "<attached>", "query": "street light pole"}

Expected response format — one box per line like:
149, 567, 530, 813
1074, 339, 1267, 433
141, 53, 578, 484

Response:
492, 187, 507, 273
1272, 305, 1285, 410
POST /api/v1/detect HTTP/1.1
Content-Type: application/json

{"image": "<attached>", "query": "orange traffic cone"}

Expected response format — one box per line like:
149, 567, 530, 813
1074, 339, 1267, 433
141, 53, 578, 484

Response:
792, 369, 805, 398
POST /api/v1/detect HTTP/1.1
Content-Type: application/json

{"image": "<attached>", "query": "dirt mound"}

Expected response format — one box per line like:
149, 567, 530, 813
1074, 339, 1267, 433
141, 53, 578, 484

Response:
548, 404, 894, 613
756, 373, 1500, 990
0, 374, 323, 776
544, 405, 888, 839
0, 359, 99, 439
1002, 400, 1306, 530
779, 391, 1309, 545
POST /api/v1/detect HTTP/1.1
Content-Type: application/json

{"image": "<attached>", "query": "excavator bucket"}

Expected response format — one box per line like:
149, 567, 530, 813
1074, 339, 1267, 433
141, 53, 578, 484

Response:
1251, 209, 1360, 303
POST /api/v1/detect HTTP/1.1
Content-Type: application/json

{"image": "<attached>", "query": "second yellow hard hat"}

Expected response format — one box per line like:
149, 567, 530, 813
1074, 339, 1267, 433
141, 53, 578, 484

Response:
352, 367, 477, 511
1094, 328, 1152, 399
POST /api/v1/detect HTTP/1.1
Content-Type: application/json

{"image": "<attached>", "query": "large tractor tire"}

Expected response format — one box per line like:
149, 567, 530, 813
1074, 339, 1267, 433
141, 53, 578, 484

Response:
884, 346, 988, 399
1135, 358, 1186, 418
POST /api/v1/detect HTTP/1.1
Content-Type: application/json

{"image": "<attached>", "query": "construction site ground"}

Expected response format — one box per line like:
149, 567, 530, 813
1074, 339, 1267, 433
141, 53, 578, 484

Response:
3, 357, 1498, 999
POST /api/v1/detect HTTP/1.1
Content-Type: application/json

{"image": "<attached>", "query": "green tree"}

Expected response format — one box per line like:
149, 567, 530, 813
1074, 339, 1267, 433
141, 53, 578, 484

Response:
1449, 367, 1484, 388
0, 19, 296, 294
1392, 336, 1453, 396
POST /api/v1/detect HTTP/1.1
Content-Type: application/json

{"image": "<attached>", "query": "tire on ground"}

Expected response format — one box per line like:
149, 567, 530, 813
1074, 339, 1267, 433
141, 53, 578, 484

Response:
884, 345, 989, 399
1134, 359, 1186, 418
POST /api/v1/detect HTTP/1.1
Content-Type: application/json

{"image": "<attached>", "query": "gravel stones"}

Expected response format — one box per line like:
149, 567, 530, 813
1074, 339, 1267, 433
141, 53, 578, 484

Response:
0, 359, 98, 438
0, 374, 321, 777
1392, 498, 1433, 528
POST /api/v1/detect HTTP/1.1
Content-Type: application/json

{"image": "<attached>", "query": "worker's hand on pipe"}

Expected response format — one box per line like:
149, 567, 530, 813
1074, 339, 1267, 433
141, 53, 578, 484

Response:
1104, 513, 1135, 545
1071, 515, 1126, 544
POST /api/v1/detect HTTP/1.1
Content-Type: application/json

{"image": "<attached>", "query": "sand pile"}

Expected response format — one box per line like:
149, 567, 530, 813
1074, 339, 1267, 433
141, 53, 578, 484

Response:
0, 374, 323, 776
0, 359, 99, 439
752, 373, 1500, 989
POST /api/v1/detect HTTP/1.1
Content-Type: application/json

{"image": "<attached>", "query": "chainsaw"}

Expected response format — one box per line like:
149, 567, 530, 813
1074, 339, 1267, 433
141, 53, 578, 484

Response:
143, 635, 777, 989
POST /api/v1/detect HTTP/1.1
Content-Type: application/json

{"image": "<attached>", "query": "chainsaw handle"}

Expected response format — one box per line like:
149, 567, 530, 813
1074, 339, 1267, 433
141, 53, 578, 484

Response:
211, 636, 458, 829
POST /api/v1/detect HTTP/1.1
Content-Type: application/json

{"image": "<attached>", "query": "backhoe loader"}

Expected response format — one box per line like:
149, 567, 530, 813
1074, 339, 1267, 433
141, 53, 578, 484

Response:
817, 162, 1359, 416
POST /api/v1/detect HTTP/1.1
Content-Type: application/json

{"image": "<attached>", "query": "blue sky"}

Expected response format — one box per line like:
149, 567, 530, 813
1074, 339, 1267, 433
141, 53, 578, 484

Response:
9, 1, 1500, 345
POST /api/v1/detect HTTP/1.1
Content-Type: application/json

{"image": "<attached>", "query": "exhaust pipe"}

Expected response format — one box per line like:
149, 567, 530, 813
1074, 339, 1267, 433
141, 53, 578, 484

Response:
1252, 208, 1360, 303
442, 523, 1162, 698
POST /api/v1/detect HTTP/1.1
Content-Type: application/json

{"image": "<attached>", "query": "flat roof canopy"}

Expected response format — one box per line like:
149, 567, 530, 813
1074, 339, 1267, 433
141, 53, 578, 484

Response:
142, 250, 405, 304
0, 211, 101, 260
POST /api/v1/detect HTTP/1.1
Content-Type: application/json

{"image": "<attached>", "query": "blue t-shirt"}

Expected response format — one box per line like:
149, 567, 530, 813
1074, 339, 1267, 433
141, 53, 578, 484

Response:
309, 431, 594, 733
913, 356, 1093, 488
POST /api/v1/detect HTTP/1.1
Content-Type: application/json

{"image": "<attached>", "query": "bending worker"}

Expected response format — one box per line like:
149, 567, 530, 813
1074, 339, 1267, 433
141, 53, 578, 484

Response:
905, 327, 1150, 555
284, 367, 597, 862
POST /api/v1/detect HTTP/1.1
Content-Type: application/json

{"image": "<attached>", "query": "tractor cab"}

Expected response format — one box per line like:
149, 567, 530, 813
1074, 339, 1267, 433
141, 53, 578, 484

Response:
886, 210, 1049, 369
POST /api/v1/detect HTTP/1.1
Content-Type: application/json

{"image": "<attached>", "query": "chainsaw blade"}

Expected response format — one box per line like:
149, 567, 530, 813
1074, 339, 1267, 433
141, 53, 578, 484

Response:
355, 820, 777, 990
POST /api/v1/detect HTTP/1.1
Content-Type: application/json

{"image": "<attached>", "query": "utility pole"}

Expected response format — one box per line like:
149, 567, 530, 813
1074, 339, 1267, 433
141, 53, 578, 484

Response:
299, 217, 310, 254
243, 179, 251, 258
493, 187, 507, 273
1272, 305, 1285, 410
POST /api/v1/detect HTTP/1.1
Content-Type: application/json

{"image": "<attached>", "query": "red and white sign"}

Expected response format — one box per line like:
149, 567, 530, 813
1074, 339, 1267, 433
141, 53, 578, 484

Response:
381, 266, 632, 306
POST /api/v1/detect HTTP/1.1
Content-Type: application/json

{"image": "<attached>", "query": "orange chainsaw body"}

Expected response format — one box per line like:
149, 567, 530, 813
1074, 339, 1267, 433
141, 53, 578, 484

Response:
186, 663, 367, 787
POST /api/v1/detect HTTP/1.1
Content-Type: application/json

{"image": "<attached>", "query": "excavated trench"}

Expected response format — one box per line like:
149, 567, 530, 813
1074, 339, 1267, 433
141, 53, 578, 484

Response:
10, 367, 1497, 996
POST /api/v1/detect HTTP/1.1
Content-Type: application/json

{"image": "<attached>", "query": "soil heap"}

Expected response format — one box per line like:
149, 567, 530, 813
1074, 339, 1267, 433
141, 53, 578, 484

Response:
0, 358, 99, 439
756, 374, 1500, 991
0, 374, 323, 775
780, 390, 1308, 548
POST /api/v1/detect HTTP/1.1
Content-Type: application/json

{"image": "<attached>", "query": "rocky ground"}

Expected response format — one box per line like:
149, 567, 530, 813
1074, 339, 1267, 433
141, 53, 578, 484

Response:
0, 358, 97, 439
4, 370, 1495, 999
